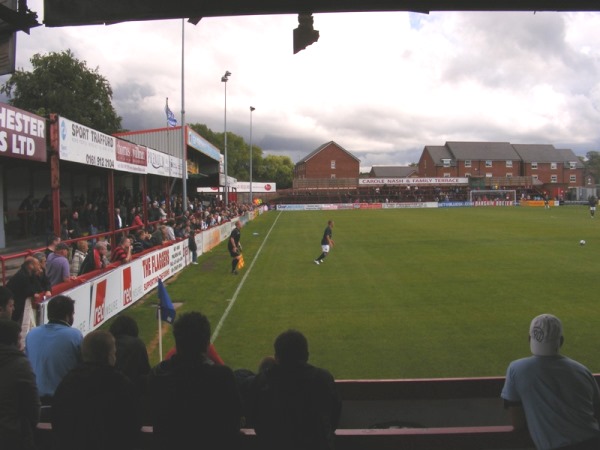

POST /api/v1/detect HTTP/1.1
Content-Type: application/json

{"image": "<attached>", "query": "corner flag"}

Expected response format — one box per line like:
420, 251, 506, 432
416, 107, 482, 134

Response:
157, 278, 176, 323
165, 98, 178, 127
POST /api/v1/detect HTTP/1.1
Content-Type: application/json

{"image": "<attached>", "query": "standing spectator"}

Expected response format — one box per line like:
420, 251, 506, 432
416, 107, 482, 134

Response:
149, 201, 160, 222
0, 319, 40, 450
25, 295, 83, 403
46, 243, 74, 287
79, 241, 109, 275
130, 207, 144, 229
110, 236, 132, 264
0, 287, 15, 319
501, 314, 600, 450
148, 312, 241, 450
52, 330, 141, 450
108, 315, 150, 394
70, 240, 89, 277
6, 257, 44, 324
114, 207, 124, 230
158, 201, 168, 221
83, 203, 98, 239
187, 226, 198, 265
68, 210, 82, 239
248, 329, 342, 450
32, 252, 52, 294
44, 234, 60, 257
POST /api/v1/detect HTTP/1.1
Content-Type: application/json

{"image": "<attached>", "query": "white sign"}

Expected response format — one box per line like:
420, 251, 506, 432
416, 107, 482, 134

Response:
359, 177, 469, 186
146, 148, 171, 177
58, 116, 116, 168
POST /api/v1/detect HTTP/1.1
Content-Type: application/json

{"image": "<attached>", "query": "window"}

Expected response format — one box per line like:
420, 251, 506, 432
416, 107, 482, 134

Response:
442, 159, 451, 168
486, 173, 492, 178
443, 173, 451, 177
506, 173, 513, 178
465, 160, 471, 168
570, 175, 577, 183
551, 175, 558, 183
331, 160, 336, 169
330, 174, 336, 179
506, 160, 513, 168
570, 162, 577, 169
531, 162, 538, 169
465, 172, 472, 177
551, 162, 557, 170
485, 160, 493, 168
532, 175, 539, 181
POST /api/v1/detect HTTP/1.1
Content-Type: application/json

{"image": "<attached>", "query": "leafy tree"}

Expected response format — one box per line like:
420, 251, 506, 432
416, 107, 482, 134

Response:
259, 155, 294, 189
1, 49, 122, 134
583, 151, 600, 180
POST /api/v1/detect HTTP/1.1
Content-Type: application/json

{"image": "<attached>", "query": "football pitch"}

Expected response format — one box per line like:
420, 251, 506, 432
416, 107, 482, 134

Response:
125, 205, 600, 380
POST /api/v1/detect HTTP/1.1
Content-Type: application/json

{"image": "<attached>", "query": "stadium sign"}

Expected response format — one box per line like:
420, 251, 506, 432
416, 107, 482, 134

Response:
359, 177, 468, 185
0, 103, 47, 162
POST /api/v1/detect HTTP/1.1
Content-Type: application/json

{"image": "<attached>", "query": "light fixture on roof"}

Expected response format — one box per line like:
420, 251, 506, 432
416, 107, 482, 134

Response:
293, 13, 319, 54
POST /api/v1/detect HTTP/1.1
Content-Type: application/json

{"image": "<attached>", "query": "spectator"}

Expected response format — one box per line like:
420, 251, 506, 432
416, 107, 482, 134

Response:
188, 226, 198, 265
148, 312, 241, 450
79, 241, 108, 275
151, 225, 168, 246
0, 287, 15, 319
52, 330, 141, 450
248, 329, 342, 450
164, 220, 175, 241
6, 257, 44, 324
149, 201, 160, 222
501, 314, 600, 450
46, 242, 74, 287
70, 240, 89, 277
108, 315, 150, 394
83, 203, 98, 238
130, 207, 144, 229
25, 295, 83, 403
110, 236, 132, 264
44, 234, 60, 257
32, 252, 52, 294
68, 210, 82, 239
0, 319, 40, 450
114, 207, 124, 230
158, 201, 168, 221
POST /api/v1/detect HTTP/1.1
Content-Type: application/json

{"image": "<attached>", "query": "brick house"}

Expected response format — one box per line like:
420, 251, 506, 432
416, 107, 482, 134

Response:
369, 166, 418, 178
294, 141, 360, 180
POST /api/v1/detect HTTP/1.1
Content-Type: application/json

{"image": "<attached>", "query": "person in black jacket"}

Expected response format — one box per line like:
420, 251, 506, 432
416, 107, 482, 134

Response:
249, 329, 342, 450
52, 330, 141, 450
0, 319, 40, 450
148, 312, 242, 450
6, 257, 45, 324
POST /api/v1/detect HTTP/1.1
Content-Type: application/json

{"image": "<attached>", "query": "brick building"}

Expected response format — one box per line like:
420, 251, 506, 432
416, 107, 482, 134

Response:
418, 141, 584, 197
294, 141, 360, 180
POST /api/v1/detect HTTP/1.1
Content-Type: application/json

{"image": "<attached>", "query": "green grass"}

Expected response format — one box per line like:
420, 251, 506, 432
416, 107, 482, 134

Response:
107, 206, 600, 380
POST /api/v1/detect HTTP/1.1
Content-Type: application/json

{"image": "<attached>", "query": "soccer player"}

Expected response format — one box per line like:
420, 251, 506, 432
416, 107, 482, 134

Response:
228, 221, 243, 275
589, 196, 597, 218
314, 220, 334, 265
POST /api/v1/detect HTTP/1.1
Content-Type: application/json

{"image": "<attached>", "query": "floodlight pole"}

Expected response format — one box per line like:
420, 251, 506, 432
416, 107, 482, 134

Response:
249, 106, 255, 205
222, 71, 231, 206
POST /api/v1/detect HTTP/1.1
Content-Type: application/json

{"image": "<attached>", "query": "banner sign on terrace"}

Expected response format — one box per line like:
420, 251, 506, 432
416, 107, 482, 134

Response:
115, 140, 147, 174
359, 177, 469, 186
59, 116, 116, 168
0, 103, 47, 162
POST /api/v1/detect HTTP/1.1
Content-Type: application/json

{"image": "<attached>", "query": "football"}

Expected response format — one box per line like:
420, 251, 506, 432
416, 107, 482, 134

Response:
580, 240, 586, 246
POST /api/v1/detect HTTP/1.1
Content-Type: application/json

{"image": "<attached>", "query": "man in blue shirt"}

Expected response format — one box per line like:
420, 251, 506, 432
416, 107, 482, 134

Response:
25, 295, 83, 404
501, 314, 600, 450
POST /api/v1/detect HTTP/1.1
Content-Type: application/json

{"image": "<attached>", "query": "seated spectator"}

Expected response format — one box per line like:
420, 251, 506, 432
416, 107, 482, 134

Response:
6, 256, 45, 324
110, 236, 132, 264
165, 220, 176, 241
44, 234, 60, 257
46, 242, 74, 287
25, 295, 83, 403
0, 319, 40, 449
52, 330, 141, 450
70, 240, 89, 277
151, 225, 168, 246
79, 241, 108, 275
108, 315, 150, 394
0, 286, 15, 319
248, 329, 342, 450
148, 312, 241, 450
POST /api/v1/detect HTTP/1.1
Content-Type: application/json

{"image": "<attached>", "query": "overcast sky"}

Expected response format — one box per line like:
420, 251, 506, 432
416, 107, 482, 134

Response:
3, 2, 600, 170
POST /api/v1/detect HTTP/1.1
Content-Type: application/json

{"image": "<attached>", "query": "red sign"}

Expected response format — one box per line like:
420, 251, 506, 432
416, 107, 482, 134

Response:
0, 103, 47, 162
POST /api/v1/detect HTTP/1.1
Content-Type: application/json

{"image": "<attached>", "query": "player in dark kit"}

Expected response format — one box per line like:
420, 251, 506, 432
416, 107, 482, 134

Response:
314, 220, 334, 265
228, 221, 243, 275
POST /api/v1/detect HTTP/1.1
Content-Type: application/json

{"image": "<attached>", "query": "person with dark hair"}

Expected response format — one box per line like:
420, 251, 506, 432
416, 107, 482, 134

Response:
6, 256, 45, 324
108, 315, 150, 393
148, 311, 241, 450
501, 314, 600, 450
0, 287, 15, 319
314, 220, 335, 265
51, 330, 141, 450
0, 319, 40, 450
25, 295, 83, 402
249, 329, 342, 450
110, 236, 132, 264
44, 234, 60, 257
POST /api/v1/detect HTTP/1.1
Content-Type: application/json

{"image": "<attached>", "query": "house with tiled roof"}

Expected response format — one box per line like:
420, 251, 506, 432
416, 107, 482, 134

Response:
294, 141, 360, 180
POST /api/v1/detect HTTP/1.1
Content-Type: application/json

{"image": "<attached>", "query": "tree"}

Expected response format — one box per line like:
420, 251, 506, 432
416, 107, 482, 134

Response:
1, 49, 122, 134
259, 155, 294, 189
583, 151, 600, 180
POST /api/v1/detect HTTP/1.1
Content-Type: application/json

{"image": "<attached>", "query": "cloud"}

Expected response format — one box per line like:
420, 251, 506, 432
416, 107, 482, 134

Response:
3, 4, 600, 171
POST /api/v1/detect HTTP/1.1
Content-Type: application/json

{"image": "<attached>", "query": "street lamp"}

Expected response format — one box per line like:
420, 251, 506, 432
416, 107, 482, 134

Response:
221, 70, 231, 206
249, 106, 255, 205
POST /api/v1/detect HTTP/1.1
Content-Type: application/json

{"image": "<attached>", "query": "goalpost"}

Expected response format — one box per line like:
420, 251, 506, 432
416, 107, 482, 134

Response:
469, 190, 517, 203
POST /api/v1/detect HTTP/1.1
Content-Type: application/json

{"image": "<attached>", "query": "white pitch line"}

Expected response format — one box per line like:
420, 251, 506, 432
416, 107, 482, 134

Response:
211, 211, 283, 342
